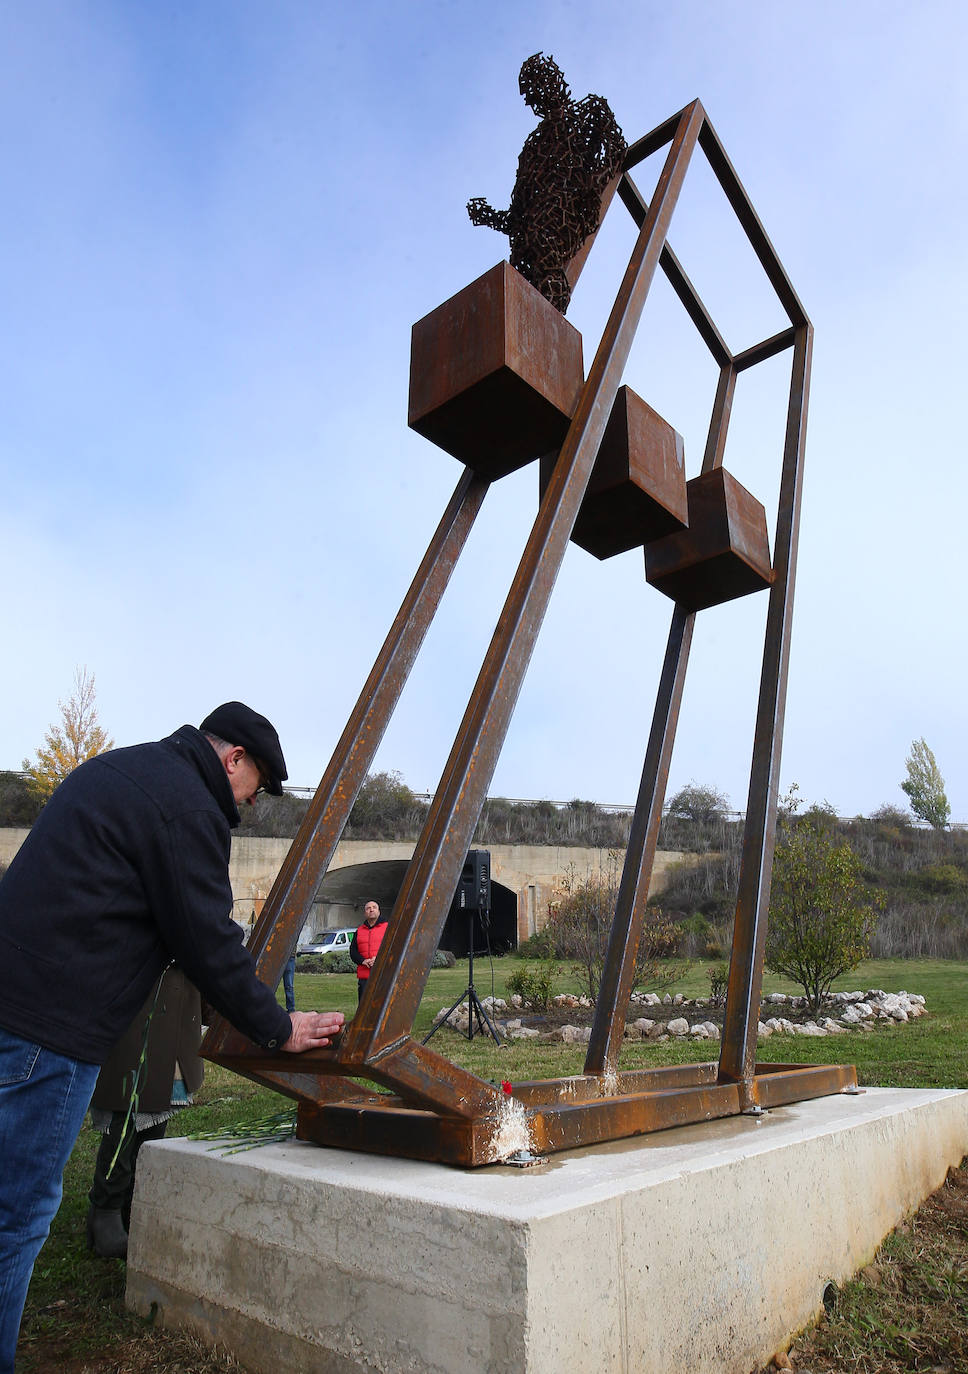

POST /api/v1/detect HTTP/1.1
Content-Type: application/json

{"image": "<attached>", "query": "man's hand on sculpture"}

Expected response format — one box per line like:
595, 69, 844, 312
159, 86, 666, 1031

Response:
282, 1010, 345, 1052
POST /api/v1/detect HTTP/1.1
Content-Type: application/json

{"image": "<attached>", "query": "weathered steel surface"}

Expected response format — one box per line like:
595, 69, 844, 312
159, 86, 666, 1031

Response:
203, 95, 842, 1167
645, 466, 774, 611
408, 261, 585, 477
585, 603, 694, 1075
296, 1100, 501, 1168
289, 1064, 857, 1167
720, 325, 812, 1099
540, 385, 688, 560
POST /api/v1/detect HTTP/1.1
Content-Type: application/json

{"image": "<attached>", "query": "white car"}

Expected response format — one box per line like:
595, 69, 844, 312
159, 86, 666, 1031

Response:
297, 928, 356, 956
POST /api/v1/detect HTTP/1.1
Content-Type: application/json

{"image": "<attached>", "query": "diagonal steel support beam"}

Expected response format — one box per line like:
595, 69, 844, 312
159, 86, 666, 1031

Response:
202, 466, 489, 1059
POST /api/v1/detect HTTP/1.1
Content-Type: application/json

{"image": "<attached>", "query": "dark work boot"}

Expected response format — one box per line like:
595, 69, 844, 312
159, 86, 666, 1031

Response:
86, 1204, 128, 1259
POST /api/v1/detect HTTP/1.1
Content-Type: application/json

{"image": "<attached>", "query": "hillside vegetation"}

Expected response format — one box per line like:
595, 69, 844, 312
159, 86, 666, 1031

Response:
5, 769, 966, 960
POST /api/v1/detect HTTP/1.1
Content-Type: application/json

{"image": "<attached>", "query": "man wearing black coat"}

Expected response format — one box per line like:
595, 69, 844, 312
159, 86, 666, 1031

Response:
0, 702, 343, 1373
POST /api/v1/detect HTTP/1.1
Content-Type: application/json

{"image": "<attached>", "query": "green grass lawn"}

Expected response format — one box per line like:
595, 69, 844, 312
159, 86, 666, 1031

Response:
285, 956, 968, 1090
16, 957, 968, 1371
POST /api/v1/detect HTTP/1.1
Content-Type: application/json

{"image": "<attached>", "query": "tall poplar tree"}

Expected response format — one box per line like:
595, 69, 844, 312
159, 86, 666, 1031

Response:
900, 738, 950, 831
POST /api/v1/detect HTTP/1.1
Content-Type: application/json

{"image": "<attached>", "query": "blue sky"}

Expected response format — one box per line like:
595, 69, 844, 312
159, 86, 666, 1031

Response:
1, 1, 965, 820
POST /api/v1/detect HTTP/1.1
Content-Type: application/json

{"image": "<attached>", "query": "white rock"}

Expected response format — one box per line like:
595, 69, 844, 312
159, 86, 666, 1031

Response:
662, 993, 673, 1006
795, 1022, 828, 1037
821, 1018, 846, 1033
689, 1024, 710, 1038
509, 1026, 540, 1039
633, 1018, 656, 1034
667, 1017, 689, 1036
757, 1022, 772, 1039
702, 1022, 720, 1039
767, 992, 787, 1003
559, 1024, 591, 1044
643, 993, 662, 1006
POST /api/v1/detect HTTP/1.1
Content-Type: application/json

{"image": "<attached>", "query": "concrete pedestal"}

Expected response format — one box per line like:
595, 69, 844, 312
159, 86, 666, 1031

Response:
126, 1087, 968, 1374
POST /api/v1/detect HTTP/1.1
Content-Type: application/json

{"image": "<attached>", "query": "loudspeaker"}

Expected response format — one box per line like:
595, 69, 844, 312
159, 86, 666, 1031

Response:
452, 850, 491, 915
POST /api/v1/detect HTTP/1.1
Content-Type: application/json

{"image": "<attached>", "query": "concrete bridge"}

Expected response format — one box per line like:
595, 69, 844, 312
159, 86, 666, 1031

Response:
0, 830, 688, 951
221, 837, 687, 948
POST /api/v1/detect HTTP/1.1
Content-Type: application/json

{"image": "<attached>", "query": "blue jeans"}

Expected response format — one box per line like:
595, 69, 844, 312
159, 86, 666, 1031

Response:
282, 955, 296, 1014
0, 1028, 99, 1374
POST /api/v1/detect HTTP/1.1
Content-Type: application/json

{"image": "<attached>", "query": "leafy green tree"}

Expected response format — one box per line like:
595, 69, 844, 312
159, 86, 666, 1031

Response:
665, 783, 729, 825
900, 738, 950, 831
22, 667, 113, 801
346, 770, 428, 839
765, 821, 883, 1014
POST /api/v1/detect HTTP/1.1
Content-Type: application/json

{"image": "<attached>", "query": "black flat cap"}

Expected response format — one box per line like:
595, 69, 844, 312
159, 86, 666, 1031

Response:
199, 701, 288, 796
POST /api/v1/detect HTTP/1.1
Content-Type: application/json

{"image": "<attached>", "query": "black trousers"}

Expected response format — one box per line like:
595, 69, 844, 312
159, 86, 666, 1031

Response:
89, 1111, 168, 1226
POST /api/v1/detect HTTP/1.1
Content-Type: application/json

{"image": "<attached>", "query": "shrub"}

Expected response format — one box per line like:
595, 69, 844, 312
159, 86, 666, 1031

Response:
0, 772, 43, 828
236, 789, 310, 839
516, 928, 556, 960
295, 951, 356, 974
766, 820, 884, 1014
321, 951, 356, 975
345, 770, 429, 840
665, 783, 729, 825
294, 954, 328, 974
505, 962, 558, 1012
707, 961, 729, 1004
916, 863, 968, 895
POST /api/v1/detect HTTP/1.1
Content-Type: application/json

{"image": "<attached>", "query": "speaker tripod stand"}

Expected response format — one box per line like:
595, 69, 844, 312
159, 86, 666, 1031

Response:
422, 909, 502, 1045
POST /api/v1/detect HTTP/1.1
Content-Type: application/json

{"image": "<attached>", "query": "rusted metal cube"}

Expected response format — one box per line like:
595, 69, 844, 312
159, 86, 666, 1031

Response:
644, 467, 773, 611
408, 261, 584, 479
539, 386, 688, 559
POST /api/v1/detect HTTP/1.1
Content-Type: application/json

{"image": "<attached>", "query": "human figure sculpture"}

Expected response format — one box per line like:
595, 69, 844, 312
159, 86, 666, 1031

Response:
467, 52, 627, 314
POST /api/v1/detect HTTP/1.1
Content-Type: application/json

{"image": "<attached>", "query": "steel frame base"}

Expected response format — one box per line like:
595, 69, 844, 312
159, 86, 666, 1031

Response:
290, 1063, 858, 1168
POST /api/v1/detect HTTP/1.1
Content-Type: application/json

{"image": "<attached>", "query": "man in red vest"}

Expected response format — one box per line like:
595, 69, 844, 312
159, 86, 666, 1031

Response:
350, 901, 388, 1002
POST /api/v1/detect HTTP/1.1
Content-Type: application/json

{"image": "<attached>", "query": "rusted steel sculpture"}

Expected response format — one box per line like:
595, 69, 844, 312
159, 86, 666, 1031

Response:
202, 87, 857, 1168
467, 52, 626, 314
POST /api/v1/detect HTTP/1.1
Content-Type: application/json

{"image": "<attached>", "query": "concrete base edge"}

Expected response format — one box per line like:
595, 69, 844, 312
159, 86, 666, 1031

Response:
125, 1086, 968, 1374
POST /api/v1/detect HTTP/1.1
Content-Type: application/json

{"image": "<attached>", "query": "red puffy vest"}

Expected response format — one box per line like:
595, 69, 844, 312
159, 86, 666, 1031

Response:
355, 918, 387, 979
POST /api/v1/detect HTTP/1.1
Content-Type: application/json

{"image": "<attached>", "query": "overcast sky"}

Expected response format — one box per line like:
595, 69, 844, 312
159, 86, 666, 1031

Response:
1, 1, 965, 822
